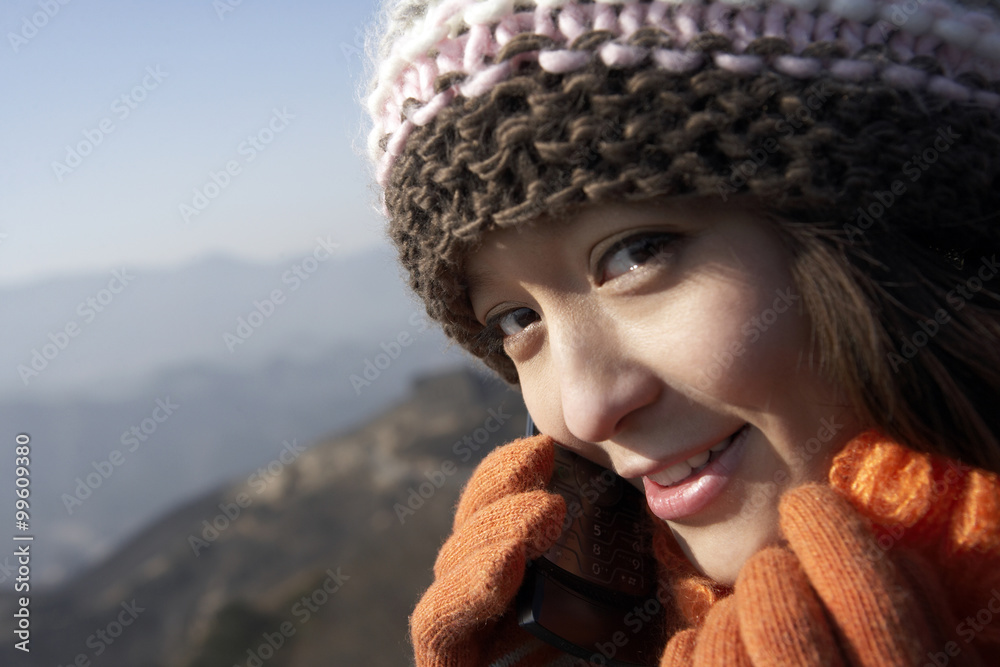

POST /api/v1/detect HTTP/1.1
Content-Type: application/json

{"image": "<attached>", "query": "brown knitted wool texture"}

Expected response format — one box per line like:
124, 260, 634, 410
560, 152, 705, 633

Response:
382, 30, 1000, 384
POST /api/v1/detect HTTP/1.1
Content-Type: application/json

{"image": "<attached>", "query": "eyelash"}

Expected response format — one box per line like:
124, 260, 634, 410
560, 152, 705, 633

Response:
479, 231, 681, 347
596, 231, 679, 286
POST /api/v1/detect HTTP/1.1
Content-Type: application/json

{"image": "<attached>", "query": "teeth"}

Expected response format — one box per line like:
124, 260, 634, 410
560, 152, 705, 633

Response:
650, 430, 740, 487
710, 436, 733, 453
685, 450, 710, 469
652, 460, 692, 486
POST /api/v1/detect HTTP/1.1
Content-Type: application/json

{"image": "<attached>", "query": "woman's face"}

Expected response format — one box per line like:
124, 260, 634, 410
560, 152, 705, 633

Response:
467, 197, 862, 583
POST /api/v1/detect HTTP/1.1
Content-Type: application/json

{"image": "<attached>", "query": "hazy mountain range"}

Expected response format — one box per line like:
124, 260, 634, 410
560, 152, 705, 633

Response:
1, 245, 474, 585
0, 367, 529, 666
1, 243, 438, 401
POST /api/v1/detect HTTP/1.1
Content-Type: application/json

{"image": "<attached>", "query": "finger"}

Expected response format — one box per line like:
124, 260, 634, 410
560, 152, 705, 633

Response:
436, 489, 567, 589
413, 542, 534, 663
454, 435, 557, 529
691, 596, 752, 667
736, 546, 847, 667
780, 483, 938, 666
412, 572, 502, 664
660, 629, 697, 665
414, 490, 566, 662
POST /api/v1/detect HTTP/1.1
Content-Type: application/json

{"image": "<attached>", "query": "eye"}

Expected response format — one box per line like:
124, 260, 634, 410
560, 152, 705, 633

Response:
597, 232, 679, 285
488, 306, 539, 338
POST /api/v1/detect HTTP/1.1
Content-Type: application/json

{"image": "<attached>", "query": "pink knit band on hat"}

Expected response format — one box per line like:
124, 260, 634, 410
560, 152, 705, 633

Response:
368, 0, 1000, 189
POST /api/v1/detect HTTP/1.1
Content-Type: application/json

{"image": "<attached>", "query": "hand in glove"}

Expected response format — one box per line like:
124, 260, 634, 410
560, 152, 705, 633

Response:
410, 434, 569, 667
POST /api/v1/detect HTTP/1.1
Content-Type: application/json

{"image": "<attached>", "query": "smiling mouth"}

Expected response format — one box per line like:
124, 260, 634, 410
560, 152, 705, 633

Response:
647, 424, 750, 487
642, 423, 752, 521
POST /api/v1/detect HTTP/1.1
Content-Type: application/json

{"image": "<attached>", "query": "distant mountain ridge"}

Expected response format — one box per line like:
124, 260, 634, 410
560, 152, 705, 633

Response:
0, 244, 416, 400
0, 368, 528, 667
0, 245, 473, 586
4, 337, 469, 586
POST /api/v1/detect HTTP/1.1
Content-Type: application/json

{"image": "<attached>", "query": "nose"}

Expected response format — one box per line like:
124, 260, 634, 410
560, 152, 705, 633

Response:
548, 308, 660, 445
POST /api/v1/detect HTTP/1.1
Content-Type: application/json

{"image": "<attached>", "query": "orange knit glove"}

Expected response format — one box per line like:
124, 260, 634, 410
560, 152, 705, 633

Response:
409, 435, 570, 667
659, 483, 977, 666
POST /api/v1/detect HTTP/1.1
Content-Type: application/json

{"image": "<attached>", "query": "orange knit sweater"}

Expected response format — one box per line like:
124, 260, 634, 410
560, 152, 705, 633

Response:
410, 430, 1000, 666
831, 430, 1000, 662
652, 429, 1000, 665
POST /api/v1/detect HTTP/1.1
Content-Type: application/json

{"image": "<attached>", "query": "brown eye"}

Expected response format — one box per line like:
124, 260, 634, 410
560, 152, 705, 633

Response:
597, 233, 679, 285
494, 307, 539, 337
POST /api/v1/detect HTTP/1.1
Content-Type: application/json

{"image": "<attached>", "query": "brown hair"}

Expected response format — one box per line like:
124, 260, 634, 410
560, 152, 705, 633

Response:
767, 207, 1000, 473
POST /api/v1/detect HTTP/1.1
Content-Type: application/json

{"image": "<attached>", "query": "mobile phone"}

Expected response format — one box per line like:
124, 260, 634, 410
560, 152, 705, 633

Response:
516, 416, 663, 666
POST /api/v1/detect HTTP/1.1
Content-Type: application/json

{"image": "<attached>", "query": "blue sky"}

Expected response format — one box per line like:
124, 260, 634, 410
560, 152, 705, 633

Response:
0, 0, 387, 287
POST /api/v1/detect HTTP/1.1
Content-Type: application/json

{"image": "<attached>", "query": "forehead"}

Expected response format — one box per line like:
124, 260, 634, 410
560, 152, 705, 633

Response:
464, 225, 536, 298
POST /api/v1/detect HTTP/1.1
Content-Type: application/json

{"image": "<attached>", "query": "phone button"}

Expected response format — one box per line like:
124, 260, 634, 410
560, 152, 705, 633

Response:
610, 549, 647, 575
612, 568, 647, 595
543, 544, 585, 576
586, 560, 614, 584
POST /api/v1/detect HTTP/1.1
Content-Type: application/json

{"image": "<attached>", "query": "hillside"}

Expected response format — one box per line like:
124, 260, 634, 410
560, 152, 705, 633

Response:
0, 368, 527, 667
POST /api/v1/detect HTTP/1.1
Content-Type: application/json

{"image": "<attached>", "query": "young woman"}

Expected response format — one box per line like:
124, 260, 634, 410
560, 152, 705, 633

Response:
365, 0, 1000, 663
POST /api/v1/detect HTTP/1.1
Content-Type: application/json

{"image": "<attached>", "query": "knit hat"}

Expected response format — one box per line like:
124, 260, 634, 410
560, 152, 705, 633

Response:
365, 0, 1000, 384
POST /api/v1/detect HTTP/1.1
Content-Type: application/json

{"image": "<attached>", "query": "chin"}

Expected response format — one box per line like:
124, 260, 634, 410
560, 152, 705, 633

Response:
667, 512, 783, 585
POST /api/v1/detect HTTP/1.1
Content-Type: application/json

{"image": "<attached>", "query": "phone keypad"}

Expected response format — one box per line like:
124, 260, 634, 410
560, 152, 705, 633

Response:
542, 448, 653, 598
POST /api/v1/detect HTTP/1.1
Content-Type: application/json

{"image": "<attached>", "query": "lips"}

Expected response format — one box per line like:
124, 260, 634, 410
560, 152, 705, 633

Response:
642, 424, 751, 522
646, 432, 736, 487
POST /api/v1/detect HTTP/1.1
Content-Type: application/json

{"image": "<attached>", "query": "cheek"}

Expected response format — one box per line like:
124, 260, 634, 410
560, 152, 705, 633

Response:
519, 363, 555, 431
639, 275, 807, 406
519, 363, 568, 442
